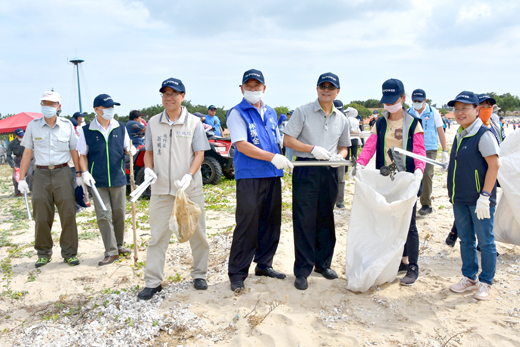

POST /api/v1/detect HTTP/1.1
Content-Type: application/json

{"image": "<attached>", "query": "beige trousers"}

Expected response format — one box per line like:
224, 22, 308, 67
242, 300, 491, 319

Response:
144, 194, 209, 288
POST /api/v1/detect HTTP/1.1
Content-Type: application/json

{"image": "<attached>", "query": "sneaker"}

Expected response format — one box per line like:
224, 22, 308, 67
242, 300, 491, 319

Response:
418, 205, 433, 216
398, 262, 408, 274
400, 264, 419, 286
64, 256, 80, 266
446, 232, 458, 247
473, 283, 491, 301
35, 257, 51, 268
449, 277, 479, 293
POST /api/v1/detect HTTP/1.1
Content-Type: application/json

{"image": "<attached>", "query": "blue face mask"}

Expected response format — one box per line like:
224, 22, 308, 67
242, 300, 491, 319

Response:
101, 108, 115, 120
41, 106, 57, 118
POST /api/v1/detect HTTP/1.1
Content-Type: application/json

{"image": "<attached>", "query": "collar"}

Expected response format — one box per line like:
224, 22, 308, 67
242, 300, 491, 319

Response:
160, 106, 187, 125
90, 117, 119, 131
40, 116, 67, 128
458, 118, 483, 138
313, 99, 339, 116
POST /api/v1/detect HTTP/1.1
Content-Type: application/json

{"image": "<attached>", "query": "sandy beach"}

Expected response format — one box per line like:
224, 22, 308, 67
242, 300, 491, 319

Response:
0, 124, 519, 347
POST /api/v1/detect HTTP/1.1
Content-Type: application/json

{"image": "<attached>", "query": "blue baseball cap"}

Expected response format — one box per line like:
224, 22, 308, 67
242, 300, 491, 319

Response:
159, 78, 186, 93
72, 112, 86, 119
207, 105, 216, 110
242, 69, 265, 84
447, 91, 479, 107
333, 99, 344, 112
288, 110, 294, 115
93, 94, 121, 108
373, 110, 379, 114
317, 72, 340, 89
477, 94, 496, 105
380, 78, 405, 104
412, 89, 426, 102
14, 128, 24, 137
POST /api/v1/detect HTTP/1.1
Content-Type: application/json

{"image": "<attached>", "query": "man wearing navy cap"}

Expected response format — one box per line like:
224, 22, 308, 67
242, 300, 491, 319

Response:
126, 110, 146, 147
7, 128, 33, 196
226, 69, 293, 292
76, 94, 136, 266
369, 110, 378, 128
408, 89, 448, 216
72, 112, 86, 127
204, 105, 223, 136
137, 78, 211, 300
284, 72, 351, 290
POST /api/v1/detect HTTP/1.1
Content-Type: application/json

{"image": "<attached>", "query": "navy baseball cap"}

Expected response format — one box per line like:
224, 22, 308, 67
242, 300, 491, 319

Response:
159, 78, 186, 93
412, 89, 426, 102
477, 94, 496, 105
14, 128, 24, 137
242, 69, 265, 84
380, 78, 405, 104
93, 94, 121, 108
288, 110, 294, 115
75, 186, 87, 208
72, 112, 86, 119
317, 72, 340, 88
333, 100, 344, 112
373, 110, 379, 114
207, 105, 217, 110
447, 91, 479, 107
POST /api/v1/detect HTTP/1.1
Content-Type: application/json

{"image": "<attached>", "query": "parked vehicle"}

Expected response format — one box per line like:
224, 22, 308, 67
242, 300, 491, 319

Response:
125, 145, 149, 198
202, 131, 234, 185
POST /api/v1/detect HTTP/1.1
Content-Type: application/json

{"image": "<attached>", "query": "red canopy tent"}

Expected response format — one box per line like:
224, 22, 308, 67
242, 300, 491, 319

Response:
0, 112, 43, 134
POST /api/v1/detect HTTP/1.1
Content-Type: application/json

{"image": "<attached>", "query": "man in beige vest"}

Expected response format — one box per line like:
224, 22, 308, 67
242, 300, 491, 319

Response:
137, 78, 211, 300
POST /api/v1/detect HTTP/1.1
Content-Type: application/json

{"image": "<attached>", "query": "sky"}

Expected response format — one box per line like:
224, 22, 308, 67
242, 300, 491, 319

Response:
1, 0, 519, 118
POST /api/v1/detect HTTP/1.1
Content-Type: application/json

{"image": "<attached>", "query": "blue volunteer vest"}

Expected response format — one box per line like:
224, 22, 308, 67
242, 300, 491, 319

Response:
375, 115, 420, 173
408, 105, 437, 151
231, 99, 283, 179
447, 125, 497, 207
83, 121, 127, 188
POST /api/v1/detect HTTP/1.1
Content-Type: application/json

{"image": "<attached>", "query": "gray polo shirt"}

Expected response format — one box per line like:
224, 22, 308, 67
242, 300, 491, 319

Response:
22, 117, 77, 166
456, 118, 499, 158
283, 99, 351, 158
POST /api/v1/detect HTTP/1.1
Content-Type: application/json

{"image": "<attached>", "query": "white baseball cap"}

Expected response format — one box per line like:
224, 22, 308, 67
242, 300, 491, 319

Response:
40, 91, 61, 103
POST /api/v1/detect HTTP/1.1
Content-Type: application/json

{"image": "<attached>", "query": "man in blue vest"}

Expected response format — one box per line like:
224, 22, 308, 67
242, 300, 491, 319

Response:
126, 110, 146, 147
77, 94, 136, 266
226, 69, 294, 292
204, 105, 223, 136
408, 89, 448, 216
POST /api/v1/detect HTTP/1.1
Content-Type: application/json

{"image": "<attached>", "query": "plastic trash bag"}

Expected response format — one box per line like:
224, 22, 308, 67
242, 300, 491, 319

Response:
494, 130, 520, 246
169, 189, 201, 243
345, 168, 421, 293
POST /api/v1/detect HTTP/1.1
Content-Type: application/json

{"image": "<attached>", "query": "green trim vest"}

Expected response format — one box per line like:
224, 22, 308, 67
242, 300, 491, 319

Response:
83, 121, 126, 188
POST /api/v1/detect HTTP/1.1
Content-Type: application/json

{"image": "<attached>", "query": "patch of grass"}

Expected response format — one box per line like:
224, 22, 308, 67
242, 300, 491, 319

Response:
27, 269, 41, 282
167, 273, 182, 283
1, 257, 28, 299
7, 244, 34, 258
78, 231, 99, 240
77, 218, 99, 231
132, 261, 146, 271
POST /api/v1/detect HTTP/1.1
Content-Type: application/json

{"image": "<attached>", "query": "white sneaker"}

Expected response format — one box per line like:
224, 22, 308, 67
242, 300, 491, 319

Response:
449, 277, 479, 293
474, 283, 491, 301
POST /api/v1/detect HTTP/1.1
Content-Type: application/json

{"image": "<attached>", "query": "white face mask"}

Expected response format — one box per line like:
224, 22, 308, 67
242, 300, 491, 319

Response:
413, 102, 424, 110
243, 90, 263, 104
101, 108, 115, 120
41, 106, 57, 118
384, 102, 402, 114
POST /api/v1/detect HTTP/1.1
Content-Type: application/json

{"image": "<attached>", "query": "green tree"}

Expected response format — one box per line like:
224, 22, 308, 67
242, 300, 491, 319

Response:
273, 106, 290, 117
345, 102, 371, 119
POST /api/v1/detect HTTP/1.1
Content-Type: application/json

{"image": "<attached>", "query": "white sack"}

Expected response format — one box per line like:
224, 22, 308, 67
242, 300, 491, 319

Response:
494, 130, 520, 245
345, 168, 421, 293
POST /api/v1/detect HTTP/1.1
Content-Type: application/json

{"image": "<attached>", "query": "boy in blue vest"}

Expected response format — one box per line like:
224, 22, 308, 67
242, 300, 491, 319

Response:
446, 91, 499, 301
204, 105, 223, 136
226, 69, 294, 292
77, 94, 136, 266
407, 89, 448, 216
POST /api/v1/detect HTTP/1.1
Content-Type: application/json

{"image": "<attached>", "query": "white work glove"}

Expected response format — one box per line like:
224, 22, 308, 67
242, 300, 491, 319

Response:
475, 194, 491, 220
329, 153, 344, 168
76, 175, 84, 187
311, 146, 331, 160
349, 163, 365, 180
82, 171, 96, 187
144, 167, 158, 185
441, 151, 449, 164
174, 174, 193, 191
127, 146, 137, 156
414, 169, 423, 180
18, 179, 29, 194
271, 154, 294, 170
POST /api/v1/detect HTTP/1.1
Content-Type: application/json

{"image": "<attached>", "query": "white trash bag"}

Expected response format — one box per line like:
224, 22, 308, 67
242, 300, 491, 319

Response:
345, 168, 421, 293
494, 130, 520, 246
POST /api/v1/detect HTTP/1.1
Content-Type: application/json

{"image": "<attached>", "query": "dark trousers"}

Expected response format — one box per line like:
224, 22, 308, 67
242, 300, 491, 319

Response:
293, 163, 338, 277
33, 166, 78, 259
228, 177, 282, 282
402, 202, 419, 266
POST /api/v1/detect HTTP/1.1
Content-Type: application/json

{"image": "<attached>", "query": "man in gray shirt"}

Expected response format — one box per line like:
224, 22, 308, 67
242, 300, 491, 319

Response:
284, 72, 351, 290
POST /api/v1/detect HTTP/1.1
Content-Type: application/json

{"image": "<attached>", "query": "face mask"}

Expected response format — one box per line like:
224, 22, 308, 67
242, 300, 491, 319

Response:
384, 102, 402, 114
413, 102, 424, 110
243, 90, 263, 104
101, 108, 115, 120
479, 107, 492, 125
41, 106, 57, 118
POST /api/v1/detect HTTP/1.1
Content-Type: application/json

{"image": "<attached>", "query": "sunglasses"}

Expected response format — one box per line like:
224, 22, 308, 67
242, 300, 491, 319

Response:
318, 84, 337, 91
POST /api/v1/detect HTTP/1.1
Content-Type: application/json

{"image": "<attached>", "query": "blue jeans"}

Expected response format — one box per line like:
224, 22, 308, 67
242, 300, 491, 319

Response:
453, 204, 497, 285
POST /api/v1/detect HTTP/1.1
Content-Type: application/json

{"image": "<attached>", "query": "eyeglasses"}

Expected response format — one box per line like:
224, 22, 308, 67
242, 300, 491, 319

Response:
318, 84, 337, 91
161, 91, 181, 98
453, 106, 475, 113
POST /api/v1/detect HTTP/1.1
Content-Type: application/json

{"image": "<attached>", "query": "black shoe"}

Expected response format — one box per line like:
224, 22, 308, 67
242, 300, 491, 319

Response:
446, 232, 458, 247
400, 264, 419, 286
398, 262, 408, 274
230, 281, 245, 292
255, 266, 286, 279
314, 267, 338, 280
294, 276, 308, 290
137, 285, 162, 300
336, 203, 345, 209
418, 205, 433, 216
194, 278, 208, 290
